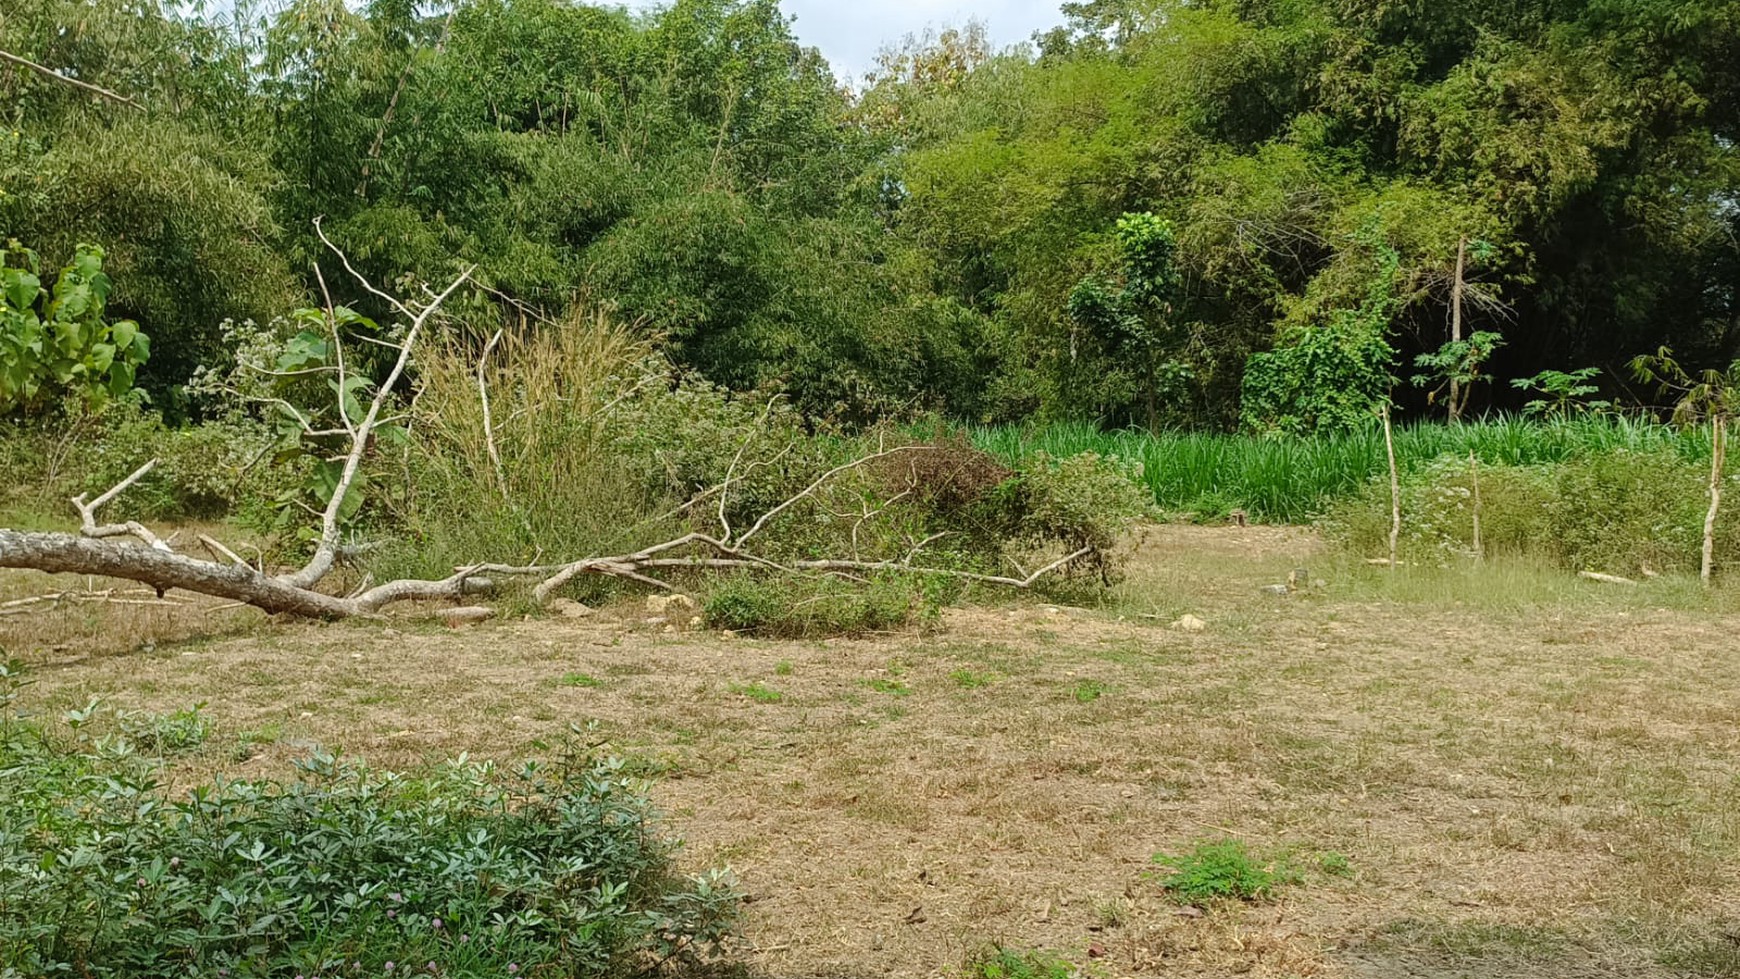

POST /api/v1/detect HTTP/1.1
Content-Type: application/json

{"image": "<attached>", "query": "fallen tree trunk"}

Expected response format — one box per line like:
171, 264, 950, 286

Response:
0, 529, 354, 617
0, 529, 486, 619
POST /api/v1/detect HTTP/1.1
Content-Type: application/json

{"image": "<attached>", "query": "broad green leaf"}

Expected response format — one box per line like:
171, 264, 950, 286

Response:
2, 270, 39, 311
108, 361, 136, 395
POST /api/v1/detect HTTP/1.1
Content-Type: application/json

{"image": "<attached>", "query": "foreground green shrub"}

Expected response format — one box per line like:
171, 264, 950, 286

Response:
0, 670, 737, 978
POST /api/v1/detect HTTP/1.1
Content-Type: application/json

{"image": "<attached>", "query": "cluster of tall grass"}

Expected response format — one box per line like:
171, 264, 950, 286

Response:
966, 415, 1709, 523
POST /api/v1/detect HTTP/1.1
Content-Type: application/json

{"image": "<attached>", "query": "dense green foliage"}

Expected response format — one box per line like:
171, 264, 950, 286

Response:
1322, 449, 1740, 575
0, 664, 738, 978
2, 0, 1735, 428
1, 242, 149, 414
891, 0, 1740, 426
971, 415, 1713, 523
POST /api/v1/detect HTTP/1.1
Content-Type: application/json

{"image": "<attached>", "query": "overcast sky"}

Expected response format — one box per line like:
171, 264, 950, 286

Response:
627, 1, 1067, 80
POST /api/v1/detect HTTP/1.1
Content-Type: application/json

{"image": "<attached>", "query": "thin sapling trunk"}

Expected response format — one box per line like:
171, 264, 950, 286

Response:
1384, 403, 1401, 571
1704, 414, 1726, 586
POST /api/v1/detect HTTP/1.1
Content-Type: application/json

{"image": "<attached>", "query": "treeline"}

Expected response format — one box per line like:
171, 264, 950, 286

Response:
2, 0, 1736, 429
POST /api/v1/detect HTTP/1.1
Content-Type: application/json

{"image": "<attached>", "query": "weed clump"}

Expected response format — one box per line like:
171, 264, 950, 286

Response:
1153, 839, 1296, 903
729, 681, 784, 704
704, 574, 918, 638
963, 946, 1074, 979
117, 702, 212, 754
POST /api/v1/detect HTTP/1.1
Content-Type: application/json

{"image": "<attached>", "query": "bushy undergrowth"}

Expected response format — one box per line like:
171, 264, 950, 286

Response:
381, 317, 1151, 613
0, 397, 278, 523
0, 306, 1154, 626
0, 665, 737, 978
703, 573, 922, 638
1322, 449, 1739, 574
971, 415, 1708, 523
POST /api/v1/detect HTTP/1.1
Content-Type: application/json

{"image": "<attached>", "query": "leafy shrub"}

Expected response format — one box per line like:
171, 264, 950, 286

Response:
1322, 449, 1738, 574
1009, 452, 1153, 583
1239, 241, 1400, 437
1321, 454, 1556, 563
1153, 839, 1296, 904
1, 240, 150, 415
1512, 367, 1610, 417
1545, 449, 1727, 575
0, 396, 279, 522
0, 673, 738, 978
704, 574, 917, 638
704, 576, 786, 631
117, 702, 211, 755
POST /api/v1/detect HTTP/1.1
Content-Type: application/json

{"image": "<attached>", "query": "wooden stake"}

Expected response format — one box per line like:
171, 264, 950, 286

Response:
1384, 403, 1401, 572
1449, 236, 1467, 422
1470, 449, 1483, 563
1703, 414, 1726, 586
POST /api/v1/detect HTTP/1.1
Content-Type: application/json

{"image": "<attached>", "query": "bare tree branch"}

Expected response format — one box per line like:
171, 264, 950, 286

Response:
286, 221, 475, 590
0, 49, 143, 110
477, 328, 510, 501
72, 461, 173, 552
736, 445, 934, 547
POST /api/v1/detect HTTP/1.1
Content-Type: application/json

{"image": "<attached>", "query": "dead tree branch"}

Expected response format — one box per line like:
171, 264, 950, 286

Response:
72, 461, 173, 551
0, 49, 143, 110
284, 220, 474, 590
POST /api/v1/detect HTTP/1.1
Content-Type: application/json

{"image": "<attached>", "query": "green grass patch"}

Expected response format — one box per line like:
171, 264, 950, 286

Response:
1073, 679, 1108, 703
729, 681, 784, 704
558, 673, 604, 688
963, 946, 1074, 979
950, 668, 995, 689
1153, 839, 1297, 903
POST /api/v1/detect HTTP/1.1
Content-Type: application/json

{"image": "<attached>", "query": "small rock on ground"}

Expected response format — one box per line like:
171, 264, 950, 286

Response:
549, 598, 594, 619
442, 606, 496, 627
646, 594, 698, 615
1170, 614, 1208, 632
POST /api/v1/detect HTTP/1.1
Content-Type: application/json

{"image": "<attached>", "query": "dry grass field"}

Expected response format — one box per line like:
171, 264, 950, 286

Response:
6, 525, 1740, 978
